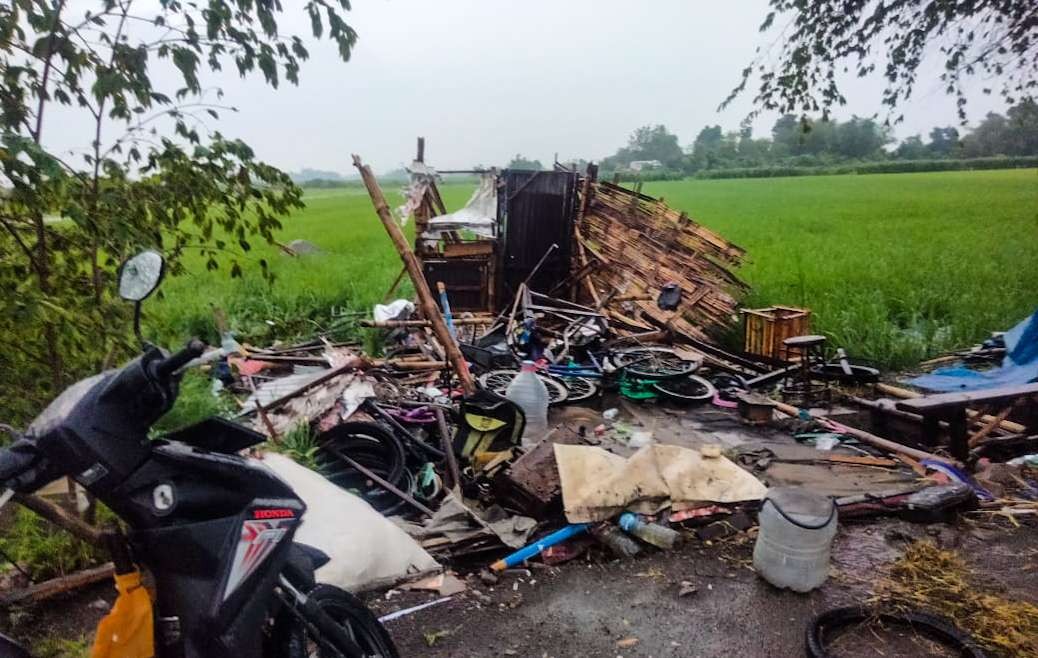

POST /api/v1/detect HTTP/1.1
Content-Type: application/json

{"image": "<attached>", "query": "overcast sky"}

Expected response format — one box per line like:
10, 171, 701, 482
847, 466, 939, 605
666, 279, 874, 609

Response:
48, 0, 1009, 174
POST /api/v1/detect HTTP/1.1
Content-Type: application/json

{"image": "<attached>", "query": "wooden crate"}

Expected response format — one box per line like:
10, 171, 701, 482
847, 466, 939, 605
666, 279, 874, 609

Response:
741, 306, 812, 361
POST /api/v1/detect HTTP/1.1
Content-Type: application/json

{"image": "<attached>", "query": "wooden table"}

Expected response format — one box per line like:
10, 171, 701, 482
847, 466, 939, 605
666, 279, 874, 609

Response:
896, 382, 1038, 461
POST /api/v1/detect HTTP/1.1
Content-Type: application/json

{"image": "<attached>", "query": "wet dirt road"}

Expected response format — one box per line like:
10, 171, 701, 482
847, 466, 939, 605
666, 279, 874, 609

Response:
368, 520, 1037, 658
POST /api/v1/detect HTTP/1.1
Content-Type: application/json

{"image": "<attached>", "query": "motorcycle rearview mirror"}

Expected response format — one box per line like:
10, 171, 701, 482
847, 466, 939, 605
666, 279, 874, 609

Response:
117, 250, 165, 346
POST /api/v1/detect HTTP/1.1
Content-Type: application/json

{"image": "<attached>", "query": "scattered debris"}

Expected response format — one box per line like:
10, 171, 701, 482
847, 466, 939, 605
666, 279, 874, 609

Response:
80, 140, 1035, 653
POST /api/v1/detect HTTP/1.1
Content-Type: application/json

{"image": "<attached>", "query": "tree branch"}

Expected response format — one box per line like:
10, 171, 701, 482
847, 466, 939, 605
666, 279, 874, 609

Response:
31, 0, 68, 143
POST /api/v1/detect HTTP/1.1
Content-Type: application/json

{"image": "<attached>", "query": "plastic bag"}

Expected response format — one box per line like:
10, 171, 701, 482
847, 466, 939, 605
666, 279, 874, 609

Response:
91, 571, 154, 658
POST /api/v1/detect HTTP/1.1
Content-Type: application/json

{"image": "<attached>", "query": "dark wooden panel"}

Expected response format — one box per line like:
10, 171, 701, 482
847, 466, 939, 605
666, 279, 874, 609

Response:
497, 169, 577, 302
423, 258, 491, 312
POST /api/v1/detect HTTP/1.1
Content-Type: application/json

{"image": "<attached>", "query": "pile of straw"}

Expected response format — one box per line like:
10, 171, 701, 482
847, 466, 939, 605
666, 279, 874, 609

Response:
871, 541, 1038, 657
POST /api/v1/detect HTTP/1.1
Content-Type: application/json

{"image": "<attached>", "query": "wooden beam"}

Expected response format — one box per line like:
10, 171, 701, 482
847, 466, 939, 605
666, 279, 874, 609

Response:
968, 404, 1017, 448
0, 563, 114, 607
14, 493, 103, 546
772, 400, 961, 467
353, 155, 476, 395
382, 265, 407, 303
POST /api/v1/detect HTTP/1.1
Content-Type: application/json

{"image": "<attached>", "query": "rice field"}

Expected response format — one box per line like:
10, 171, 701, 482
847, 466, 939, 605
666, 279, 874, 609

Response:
153, 169, 1038, 369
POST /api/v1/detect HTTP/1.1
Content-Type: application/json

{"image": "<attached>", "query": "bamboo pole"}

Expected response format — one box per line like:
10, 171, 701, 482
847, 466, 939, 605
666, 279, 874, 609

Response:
362, 318, 491, 329
353, 155, 476, 395
875, 383, 1027, 433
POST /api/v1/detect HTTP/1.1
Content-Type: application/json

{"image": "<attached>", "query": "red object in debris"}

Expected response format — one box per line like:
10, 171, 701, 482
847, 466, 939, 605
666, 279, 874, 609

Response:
541, 540, 588, 566
231, 358, 276, 376
669, 505, 731, 523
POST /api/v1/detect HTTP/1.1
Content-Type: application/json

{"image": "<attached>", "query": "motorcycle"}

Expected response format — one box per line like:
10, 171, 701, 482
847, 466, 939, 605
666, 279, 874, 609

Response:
0, 251, 399, 658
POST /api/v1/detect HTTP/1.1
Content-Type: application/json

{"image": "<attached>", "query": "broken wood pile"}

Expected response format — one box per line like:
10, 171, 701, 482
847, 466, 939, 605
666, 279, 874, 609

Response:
577, 181, 748, 343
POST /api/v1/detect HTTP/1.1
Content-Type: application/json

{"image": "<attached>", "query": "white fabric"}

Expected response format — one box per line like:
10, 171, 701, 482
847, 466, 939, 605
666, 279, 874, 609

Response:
373, 299, 415, 322
261, 453, 439, 591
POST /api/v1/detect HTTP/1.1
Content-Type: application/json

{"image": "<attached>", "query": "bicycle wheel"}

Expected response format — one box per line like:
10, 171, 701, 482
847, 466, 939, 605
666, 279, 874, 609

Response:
557, 376, 600, 404
478, 369, 569, 405
610, 346, 699, 380
283, 584, 399, 658
652, 374, 717, 404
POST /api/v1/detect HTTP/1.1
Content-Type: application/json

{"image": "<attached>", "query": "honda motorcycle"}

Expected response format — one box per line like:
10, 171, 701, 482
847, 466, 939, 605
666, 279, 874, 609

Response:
0, 251, 399, 658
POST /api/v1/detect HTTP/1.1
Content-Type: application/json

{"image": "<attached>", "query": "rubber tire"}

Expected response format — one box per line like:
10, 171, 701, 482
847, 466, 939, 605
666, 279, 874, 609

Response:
809, 363, 881, 384
284, 584, 400, 658
652, 374, 717, 404
315, 422, 409, 515
804, 606, 987, 658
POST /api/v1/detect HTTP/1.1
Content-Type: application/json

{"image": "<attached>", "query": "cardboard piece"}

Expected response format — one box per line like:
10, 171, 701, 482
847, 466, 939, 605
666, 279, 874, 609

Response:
554, 443, 767, 523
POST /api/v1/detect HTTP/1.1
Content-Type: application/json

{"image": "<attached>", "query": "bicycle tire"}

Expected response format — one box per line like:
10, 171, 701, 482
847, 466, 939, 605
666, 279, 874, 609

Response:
558, 376, 600, 404
315, 423, 408, 514
805, 605, 987, 658
478, 369, 569, 405
609, 346, 699, 380
652, 374, 717, 404
283, 584, 400, 658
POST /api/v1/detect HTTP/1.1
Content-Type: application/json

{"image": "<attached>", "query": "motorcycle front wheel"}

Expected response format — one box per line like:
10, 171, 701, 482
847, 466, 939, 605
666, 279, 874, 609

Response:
282, 584, 400, 658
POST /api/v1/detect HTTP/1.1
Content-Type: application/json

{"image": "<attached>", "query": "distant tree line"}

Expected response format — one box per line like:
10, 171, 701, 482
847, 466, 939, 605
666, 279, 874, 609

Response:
597, 100, 1038, 180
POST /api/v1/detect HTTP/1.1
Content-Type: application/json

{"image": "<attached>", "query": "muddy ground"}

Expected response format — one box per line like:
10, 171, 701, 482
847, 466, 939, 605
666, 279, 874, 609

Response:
364, 519, 1037, 658
4, 514, 1035, 656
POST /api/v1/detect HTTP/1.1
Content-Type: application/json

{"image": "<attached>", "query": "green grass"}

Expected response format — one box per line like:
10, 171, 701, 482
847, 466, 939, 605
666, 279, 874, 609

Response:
151, 170, 1037, 373
149, 185, 473, 347
645, 169, 1038, 367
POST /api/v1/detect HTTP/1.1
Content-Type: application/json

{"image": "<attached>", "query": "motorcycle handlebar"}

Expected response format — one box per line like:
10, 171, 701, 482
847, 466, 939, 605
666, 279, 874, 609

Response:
154, 338, 207, 380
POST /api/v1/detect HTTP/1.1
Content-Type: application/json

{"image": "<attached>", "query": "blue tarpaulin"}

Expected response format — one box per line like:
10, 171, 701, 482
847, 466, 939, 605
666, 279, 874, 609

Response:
908, 308, 1038, 392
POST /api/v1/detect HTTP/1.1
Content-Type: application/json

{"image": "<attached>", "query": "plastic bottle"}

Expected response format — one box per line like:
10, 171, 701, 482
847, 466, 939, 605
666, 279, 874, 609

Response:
591, 524, 643, 558
505, 360, 549, 448
618, 513, 679, 550
752, 487, 837, 593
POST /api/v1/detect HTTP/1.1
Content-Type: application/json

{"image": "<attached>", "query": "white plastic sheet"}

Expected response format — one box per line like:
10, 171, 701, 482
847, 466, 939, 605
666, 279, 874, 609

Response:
421, 173, 498, 241
261, 453, 439, 591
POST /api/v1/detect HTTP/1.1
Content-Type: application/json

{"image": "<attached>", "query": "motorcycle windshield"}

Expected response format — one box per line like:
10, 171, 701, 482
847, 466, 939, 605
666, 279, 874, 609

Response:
26, 373, 107, 437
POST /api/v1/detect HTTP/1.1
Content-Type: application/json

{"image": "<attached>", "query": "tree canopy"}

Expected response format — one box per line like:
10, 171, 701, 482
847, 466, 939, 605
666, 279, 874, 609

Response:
601, 125, 684, 171
597, 101, 1038, 178
725, 0, 1037, 122
0, 1, 356, 423
506, 154, 544, 170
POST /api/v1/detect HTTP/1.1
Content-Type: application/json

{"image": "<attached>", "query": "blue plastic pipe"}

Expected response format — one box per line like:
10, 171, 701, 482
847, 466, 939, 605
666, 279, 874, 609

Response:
489, 523, 591, 571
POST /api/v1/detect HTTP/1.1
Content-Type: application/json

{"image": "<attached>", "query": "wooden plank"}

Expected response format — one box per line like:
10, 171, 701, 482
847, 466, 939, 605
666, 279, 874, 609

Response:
442, 242, 494, 258
969, 404, 1016, 448
818, 454, 900, 467
896, 382, 1038, 414
876, 382, 1029, 433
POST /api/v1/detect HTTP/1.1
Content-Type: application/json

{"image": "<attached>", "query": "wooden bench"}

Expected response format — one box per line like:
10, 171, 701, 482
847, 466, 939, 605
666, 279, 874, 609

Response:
896, 382, 1038, 461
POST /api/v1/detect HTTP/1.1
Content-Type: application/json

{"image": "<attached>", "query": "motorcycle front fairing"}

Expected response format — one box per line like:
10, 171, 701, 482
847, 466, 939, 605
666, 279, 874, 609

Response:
5, 349, 314, 657
112, 442, 307, 657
